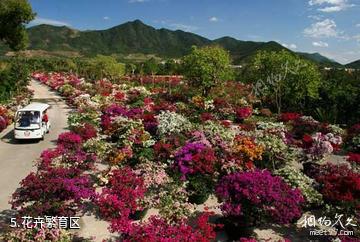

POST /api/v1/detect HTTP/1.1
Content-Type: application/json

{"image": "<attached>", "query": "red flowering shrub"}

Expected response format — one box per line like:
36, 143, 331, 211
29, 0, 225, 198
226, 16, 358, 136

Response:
120, 213, 217, 242
302, 134, 313, 148
73, 123, 98, 141
216, 170, 304, 225
95, 167, 146, 232
235, 106, 252, 120
152, 100, 177, 113
154, 141, 174, 161
95, 79, 113, 96
279, 112, 301, 122
314, 163, 360, 203
11, 167, 94, 216
348, 153, 360, 164
142, 113, 158, 135
113, 91, 125, 101
348, 123, 360, 136
0, 106, 11, 132
238, 239, 258, 242
292, 118, 322, 138
200, 112, 215, 122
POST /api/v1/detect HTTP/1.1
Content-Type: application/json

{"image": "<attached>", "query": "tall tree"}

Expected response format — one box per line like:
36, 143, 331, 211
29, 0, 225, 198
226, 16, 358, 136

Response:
182, 45, 233, 96
251, 50, 321, 114
0, 0, 35, 51
143, 58, 158, 76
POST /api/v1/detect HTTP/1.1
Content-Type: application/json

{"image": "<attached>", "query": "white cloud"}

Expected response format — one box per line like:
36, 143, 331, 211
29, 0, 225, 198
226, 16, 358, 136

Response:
103, 16, 110, 20
281, 43, 297, 49
169, 23, 198, 32
304, 19, 339, 38
354, 34, 360, 42
308, 0, 354, 12
209, 17, 219, 22
308, 15, 323, 20
356, 23, 360, 27
31, 17, 71, 26
312, 41, 329, 47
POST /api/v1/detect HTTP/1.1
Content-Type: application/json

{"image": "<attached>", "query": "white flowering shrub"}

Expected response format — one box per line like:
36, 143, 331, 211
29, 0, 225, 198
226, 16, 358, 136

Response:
83, 138, 112, 161
73, 94, 100, 110
275, 166, 323, 206
201, 120, 237, 146
257, 121, 287, 133
327, 124, 345, 136
68, 110, 101, 129
156, 111, 192, 136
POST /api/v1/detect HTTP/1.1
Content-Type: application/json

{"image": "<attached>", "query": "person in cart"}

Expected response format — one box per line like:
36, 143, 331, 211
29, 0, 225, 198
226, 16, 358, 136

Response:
14, 103, 51, 140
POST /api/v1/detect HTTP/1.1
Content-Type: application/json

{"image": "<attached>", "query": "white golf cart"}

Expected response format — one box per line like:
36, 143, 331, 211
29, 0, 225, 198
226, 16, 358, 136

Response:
14, 102, 51, 140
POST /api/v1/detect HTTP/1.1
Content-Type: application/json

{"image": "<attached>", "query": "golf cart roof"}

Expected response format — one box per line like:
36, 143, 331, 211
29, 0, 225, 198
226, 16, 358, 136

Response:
17, 102, 50, 113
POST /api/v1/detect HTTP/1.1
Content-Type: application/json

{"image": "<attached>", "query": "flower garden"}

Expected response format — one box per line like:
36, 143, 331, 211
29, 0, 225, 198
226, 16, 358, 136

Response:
0, 90, 33, 133
3, 71, 360, 241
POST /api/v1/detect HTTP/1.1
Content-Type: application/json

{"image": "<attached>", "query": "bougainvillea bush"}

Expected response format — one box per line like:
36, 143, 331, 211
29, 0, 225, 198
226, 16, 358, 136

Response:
313, 163, 360, 207
215, 170, 304, 225
95, 167, 146, 232
20, 72, 360, 241
11, 167, 95, 217
121, 213, 217, 242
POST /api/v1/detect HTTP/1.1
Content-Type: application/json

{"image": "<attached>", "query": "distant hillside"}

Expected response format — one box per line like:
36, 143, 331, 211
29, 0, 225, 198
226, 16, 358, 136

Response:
297, 52, 342, 67
213, 37, 287, 63
346, 60, 360, 69
0, 19, 346, 66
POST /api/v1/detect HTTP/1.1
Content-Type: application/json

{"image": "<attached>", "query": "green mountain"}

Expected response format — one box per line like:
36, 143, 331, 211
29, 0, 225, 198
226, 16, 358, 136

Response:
345, 60, 360, 69
23, 20, 210, 58
0, 19, 345, 66
213, 37, 287, 63
297, 52, 341, 67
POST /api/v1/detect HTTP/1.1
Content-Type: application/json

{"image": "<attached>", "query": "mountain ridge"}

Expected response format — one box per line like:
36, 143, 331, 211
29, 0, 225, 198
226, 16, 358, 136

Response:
0, 19, 355, 66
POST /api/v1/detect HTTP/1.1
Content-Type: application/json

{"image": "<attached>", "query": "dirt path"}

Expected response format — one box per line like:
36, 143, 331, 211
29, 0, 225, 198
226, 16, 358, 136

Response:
0, 80, 70, 231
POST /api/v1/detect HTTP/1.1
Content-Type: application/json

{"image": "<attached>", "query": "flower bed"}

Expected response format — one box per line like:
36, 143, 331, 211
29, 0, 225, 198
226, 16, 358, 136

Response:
0, 88, 33, 133
8, 71, 358, 241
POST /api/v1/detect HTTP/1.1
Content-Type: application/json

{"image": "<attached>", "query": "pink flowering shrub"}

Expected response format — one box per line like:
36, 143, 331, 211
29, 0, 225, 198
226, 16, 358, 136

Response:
215, 170, 304, 225
0, 115, 7, 131
120, 213, 217, 242
38, 144, 96, 171
11, 167, 94, 216
304, 132, 342, 161
101, 104, 144, 131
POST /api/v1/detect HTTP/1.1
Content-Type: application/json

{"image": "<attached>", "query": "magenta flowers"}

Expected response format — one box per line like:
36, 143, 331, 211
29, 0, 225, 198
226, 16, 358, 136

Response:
174, 142, 218, 179
216, 169, 304, 224
11, 167, 95, 217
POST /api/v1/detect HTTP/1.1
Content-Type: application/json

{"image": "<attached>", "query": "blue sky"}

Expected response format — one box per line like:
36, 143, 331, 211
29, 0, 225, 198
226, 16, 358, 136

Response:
28, 0, 360, 64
